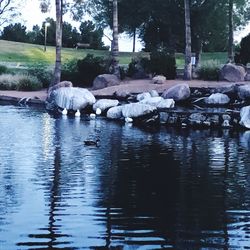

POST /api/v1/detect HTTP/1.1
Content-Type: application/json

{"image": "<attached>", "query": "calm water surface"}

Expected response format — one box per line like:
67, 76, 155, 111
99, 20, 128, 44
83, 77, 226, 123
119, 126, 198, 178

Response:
0, 105, 250, 250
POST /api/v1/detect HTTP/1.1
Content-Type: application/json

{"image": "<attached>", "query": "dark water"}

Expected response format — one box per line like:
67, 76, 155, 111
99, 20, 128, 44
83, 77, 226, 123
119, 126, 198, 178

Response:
0, 105, 250, 250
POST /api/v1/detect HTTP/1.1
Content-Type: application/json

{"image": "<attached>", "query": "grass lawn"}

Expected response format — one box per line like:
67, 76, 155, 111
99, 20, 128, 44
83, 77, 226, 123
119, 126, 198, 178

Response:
0, 40, 228, 69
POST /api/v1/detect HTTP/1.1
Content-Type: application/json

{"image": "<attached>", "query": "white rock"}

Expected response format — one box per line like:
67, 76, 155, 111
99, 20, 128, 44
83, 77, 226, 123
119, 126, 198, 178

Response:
54, 87, 96, 110
122, 103, 157, 118
140, 96, 175, 109
96, 108, 102, 115
136, 92, 151, 101
93, 99, 119, 112
240, 106, 250, 129
125, 117, 133, 123
90, 113, 96, 119
156, 99, 175, 109
150, 90, 159, 97
205, 93, 230, 105
152, 75, 166, 84
107, 106, 123, 119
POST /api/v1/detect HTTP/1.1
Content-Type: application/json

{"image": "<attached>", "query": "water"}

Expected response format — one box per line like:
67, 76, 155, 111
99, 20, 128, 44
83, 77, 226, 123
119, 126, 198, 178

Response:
0, 105, 250, 250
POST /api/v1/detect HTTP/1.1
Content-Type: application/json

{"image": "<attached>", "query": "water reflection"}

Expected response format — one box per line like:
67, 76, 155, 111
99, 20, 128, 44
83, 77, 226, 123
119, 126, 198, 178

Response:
0, 105, 250, 249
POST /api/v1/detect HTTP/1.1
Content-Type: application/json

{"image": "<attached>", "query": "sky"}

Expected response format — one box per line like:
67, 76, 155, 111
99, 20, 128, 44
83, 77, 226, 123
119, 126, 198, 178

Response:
16, 0, 250, 50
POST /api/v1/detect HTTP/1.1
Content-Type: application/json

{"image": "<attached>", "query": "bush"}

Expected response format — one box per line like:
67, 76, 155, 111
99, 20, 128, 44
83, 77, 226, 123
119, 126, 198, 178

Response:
62, 54, 110, 87
27, 64, 53, 88
149, 50, 176, 79
127, 56, 150, 78
197, 60, 220, 81
0, 74, 42, 91
235, 33, 250, 65
0, 65, 9, 75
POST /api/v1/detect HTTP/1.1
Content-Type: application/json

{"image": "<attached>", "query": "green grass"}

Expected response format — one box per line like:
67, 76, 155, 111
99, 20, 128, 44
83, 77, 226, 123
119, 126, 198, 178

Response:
0, 39, 228, 69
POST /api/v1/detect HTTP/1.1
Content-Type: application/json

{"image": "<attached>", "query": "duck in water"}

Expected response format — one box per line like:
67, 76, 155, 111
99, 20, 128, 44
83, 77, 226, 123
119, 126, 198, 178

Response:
84, 138, 100, 147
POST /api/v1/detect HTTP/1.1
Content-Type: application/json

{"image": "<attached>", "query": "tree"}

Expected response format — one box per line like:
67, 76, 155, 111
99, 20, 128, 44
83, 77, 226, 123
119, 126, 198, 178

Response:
0, 0, 20, 26
111, 0, 119, 77
228, 0, 234, 62
1, 23, 27, 42
184, 0, 192, 80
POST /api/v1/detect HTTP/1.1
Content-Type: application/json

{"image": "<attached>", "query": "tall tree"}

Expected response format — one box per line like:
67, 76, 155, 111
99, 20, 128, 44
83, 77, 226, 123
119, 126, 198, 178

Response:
111, 0, 120, 77
52, 0, 63, 86
0, 0, 20, 26
228, 0, 234, 62
184, 0, 192, 80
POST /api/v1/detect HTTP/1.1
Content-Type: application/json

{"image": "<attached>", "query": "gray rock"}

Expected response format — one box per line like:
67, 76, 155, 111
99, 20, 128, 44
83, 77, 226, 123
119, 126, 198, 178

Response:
219, 63, 246, 82
53, 87, 96, 110
245, 73, 250, 81
216, 83, 238, 95
136, 92, 151, 101
152, 75, 166, 84
222, 114, 231, 121
140, 96, 175, 109
189, 113, 206, 125
93, 99, 119, 112
240, 106, 250, 129
150, 90, 159, 97
92, 74, 120, 90
122, 103, 157, 118
205, 93, 230, 105
162, 83, 190, 101
107, 106, 123, 119
237, 85, 250, 100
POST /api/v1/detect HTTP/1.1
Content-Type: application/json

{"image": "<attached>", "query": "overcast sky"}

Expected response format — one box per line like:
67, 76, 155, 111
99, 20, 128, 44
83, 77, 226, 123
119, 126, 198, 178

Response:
18, 0, 250, 50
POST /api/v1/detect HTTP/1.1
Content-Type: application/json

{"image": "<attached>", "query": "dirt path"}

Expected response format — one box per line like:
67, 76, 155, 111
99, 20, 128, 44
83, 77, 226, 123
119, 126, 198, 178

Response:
0, 79, 249, 101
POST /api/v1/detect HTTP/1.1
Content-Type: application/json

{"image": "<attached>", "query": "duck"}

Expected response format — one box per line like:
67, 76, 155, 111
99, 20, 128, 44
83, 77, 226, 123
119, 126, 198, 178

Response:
84, 138, 100, 146
95, 108, 102, 115
75, 109, 81, 117
62, 108, 68, 115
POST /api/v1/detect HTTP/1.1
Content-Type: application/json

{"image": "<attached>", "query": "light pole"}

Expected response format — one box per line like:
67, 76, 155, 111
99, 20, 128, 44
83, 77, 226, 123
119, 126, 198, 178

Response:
44, 22, 50, 52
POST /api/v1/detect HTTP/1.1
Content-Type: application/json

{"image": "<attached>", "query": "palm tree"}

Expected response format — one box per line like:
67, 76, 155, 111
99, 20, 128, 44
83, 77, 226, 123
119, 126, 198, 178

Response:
228, 0, 234, 62
111, 0, 120, 78
184, 0, 192, 80
52, 0, 63, 86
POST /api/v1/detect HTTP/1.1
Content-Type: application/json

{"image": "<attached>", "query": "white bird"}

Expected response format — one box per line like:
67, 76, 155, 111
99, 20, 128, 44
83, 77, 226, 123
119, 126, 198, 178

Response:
90, 113, 96, 119
62, 108, 68, 115
125, 117, 133, 123
75, 110, 81, 117
96, 108, 102, 115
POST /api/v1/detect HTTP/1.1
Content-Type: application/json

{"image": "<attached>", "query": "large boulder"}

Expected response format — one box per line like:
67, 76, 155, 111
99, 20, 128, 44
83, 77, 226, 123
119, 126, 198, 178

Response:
237, 85, 250, 100
140, 96, 175, 109
92, 74, 120, 90
47, 81, 73, 101
52, 87, 96, 110
205, 93, 230, 105
219, 63, 246, 82
162, 83, 190, 101
107, 106, 123, 119
240, 106, 250, 129
93, 99, 119, 112
136, 92, 151, 101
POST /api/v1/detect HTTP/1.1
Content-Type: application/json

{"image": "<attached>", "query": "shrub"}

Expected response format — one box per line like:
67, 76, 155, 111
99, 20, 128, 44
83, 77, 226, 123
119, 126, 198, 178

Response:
62, 54, 110, 87
0, 65, 9, 75
197, 60, 220, 81
127, 56, 150, 78
0, 74, 42, 91
149, 50, 176, 79
235, 33, 250, 65
27, 64, 53, 88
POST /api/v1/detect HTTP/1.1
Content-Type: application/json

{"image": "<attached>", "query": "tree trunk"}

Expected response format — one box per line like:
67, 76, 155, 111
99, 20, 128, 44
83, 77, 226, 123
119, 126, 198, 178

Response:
111, 0, 120, 78
132, 28, 136, 53
183, 0, 192, 80
51, 0, 62, 87
228, 0, 234, 62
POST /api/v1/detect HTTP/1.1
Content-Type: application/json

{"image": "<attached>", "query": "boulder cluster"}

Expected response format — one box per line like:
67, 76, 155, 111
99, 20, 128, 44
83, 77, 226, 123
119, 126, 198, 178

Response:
46, 80, 250, 130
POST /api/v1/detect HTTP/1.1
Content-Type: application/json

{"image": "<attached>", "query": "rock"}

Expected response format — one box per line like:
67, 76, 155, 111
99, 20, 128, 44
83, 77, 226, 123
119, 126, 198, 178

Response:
240, 106, 250, 129
48, 81, 73, 94
136, 92, 151, 101
114, 90, 130, 99
107, 106, 123, 119
152, 75, 166, 84
52, 87, 96, 110
162, 83, 190, 101
216, 84, 238, 95
237, 85, 250, 100
140, 96, 175, 109
240, 131, 250, 149
245, 73, 250, 81
93, 99, 119, 112
219, 63, 246, 82
150, 90, 159, 97
189, 113, 206, 125
205, 93, 230, 105
122, 103, 157, 118
222, 114, 231, 121
92, 74, 120, 90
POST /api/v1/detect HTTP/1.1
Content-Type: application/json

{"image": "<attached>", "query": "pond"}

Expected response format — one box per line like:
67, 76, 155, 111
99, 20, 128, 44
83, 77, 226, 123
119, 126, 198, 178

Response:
0, 105, 250, 250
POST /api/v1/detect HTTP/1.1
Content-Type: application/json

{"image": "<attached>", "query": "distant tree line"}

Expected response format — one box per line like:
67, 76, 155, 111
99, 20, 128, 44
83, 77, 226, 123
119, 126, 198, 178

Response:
0, 19, 108, 50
